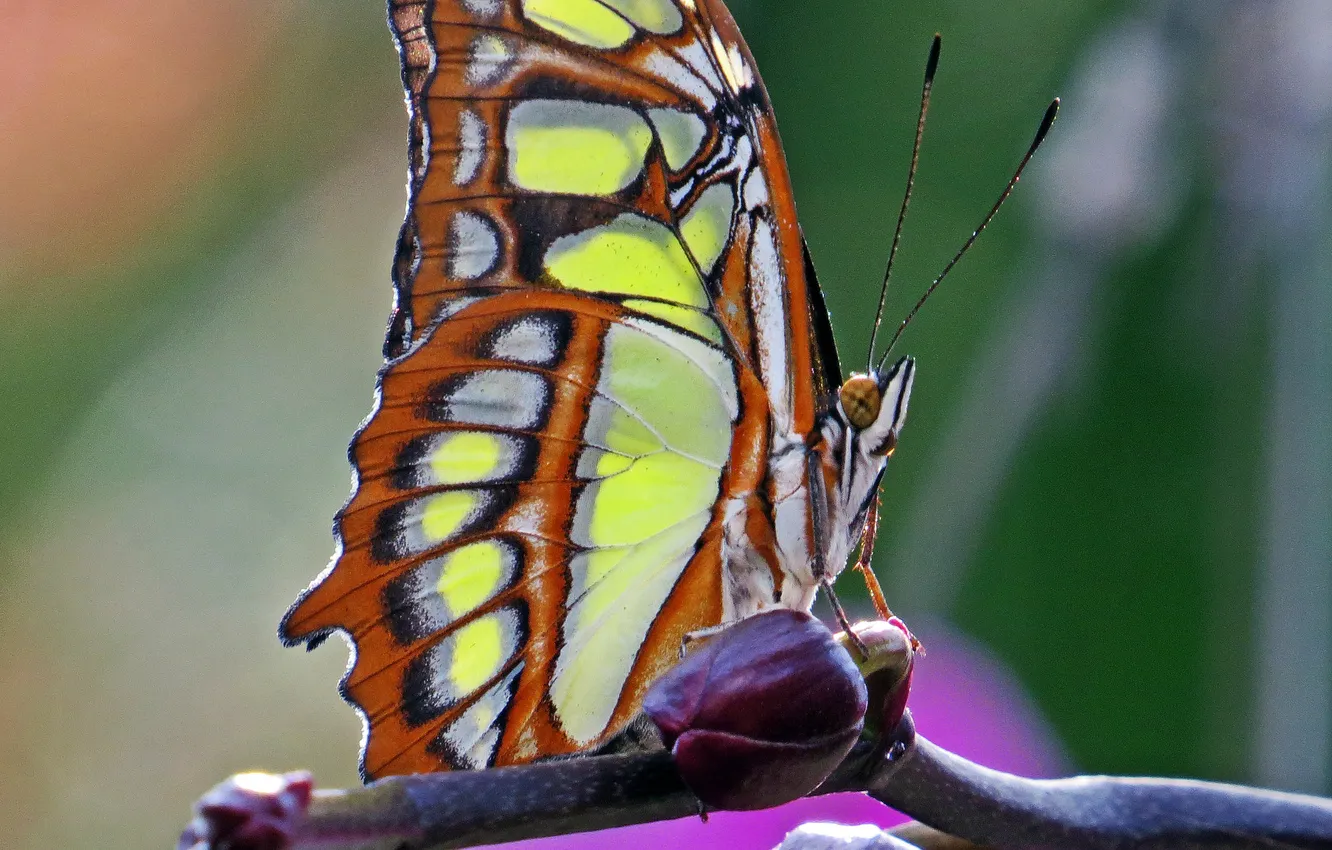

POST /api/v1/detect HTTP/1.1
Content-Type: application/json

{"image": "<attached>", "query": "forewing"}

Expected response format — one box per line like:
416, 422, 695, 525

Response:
386, 0, 836, 420
282, 0, 832, 778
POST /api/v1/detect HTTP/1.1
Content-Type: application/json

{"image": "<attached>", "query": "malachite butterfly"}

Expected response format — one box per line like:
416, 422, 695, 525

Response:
280, 0, 922, 780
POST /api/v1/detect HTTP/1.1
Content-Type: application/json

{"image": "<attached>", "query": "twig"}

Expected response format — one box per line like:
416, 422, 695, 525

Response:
189, 711, 1332, 850
873, 715, 1332, 850
288, 751, 691, 849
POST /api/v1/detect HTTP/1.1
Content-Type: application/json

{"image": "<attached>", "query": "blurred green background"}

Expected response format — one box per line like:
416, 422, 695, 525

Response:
2, 1, 1329, 847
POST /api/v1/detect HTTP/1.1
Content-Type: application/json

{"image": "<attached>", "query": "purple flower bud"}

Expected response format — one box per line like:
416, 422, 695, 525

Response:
178, 771, 313, 850
644, 609, 868, 811
838, 617, 915, 737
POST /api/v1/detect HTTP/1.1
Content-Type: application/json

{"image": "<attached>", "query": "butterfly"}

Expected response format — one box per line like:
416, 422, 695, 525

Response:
280, 0, 924, 781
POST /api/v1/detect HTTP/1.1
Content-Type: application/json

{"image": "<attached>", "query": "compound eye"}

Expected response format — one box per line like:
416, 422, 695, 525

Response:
839, 374, 882, 430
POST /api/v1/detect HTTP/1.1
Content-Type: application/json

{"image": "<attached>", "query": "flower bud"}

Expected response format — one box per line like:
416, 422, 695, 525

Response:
644, 609, 868, 811
838, 616, 915, 737
178, 770, 313, 850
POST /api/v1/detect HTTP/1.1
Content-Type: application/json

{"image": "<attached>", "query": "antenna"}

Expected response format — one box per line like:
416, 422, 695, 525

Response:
865, 34, 942, 371
877, 97, 1060, 370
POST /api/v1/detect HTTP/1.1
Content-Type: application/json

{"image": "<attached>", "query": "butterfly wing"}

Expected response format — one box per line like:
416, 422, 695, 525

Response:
280, 0, 839, 779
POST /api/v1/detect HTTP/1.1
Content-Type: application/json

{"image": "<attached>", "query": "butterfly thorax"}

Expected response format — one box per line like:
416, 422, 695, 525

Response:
719, 358, 914, 623
819, 359, 916, 565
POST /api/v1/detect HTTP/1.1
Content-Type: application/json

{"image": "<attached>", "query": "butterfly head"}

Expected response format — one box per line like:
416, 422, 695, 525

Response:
805, 357, 915, 582
835, 357, 915, 459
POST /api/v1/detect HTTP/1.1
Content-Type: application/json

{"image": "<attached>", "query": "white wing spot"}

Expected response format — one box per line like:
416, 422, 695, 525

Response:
432, 369, 551, 430
488, 315, 561, 365
646, 46, 719, 112
466, 33, 515, 87
454, 109, 487, 186
726, 44, 754, 91
743, 166, 770, 210
447, 211, 500, 280
461, 0, 502, 17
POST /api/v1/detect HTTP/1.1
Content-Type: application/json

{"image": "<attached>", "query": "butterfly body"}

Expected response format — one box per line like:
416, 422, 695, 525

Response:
282, 0, 913, 779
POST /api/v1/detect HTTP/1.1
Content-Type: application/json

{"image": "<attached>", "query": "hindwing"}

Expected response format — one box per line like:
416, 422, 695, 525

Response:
281, 0, 843, 778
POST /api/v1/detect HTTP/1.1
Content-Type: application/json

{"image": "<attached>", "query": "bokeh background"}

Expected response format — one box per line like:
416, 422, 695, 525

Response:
2, 1, 1329, 847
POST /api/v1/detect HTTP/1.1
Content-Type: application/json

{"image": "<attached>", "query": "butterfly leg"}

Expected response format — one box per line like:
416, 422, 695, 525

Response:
805, 450, 868, 656
822, 578, 869, 660
853, 497, 897, 621
850, 500, 922, 651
